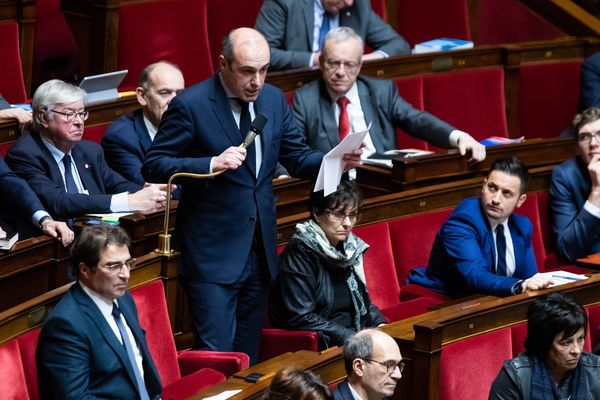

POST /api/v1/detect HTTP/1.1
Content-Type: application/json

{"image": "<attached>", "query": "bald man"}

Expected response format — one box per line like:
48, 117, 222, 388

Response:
334, 329, 403, 400
143, 28, 362, 363
102, 61, 185, 185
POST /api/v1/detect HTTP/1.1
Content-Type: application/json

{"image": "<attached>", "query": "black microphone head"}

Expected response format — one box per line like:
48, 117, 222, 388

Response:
250, 114, 268, 134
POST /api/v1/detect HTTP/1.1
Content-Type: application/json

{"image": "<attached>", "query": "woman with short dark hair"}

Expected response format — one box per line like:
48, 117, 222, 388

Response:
269, 181, 386, 349
263, 368, 332, 400
489, 292, 600, 399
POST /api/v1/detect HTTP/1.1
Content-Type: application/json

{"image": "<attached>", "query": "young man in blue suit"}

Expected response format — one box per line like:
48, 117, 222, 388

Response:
142, 27, 362, 364
409, 156, 552, 298
550, 107, 600, 262
255, 0, 409, 70
102, 61, 185, 186
37, 224, 162, 399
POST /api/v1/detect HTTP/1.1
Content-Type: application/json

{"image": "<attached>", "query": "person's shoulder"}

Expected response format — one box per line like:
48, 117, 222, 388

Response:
294, 79, 320, 97
174, 78, 213, 103
580, 352, 600, 368
77, 138, 104, 153
583, 52, 600, 69
453, 197, 481, 214
507, 354, 532, 369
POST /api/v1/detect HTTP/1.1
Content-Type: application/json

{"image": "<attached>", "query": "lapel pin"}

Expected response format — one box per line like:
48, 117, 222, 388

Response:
346, 11, 351, 17
85, 163, 90, 169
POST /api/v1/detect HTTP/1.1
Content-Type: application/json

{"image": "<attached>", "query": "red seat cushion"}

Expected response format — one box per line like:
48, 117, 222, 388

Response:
370, 0, 387, 20
259, 328, 318, 362
118, 0, 213, 90
84, 124, 109, 145
177, 349, 249, 378
394, 77, 429, 150
423, 67, 508, 142
0, 21, 27, 103
510, 321, 528, 356
161, 368, 226, 400
0, 339, 30, 400
17, 328, 41, 400
440, 328, 512, 400
380, 297, 439, 321
587, 304, 600, 352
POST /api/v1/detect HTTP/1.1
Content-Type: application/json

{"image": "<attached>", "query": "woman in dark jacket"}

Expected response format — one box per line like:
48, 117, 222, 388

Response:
269, 181, 386, 349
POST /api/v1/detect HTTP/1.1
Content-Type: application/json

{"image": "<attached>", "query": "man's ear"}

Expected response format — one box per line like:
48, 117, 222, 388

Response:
219, 55, 228, 71
352, 358, 366, 377
516, 193, 527, 209
135, 87, 147, 107
78, 262, 92, 280
38, 110, 49, 128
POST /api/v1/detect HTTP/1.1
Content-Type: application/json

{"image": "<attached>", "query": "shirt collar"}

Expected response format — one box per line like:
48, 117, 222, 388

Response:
79, 281, 118, 319
142, 114, 158, 140
348, 381, 366, 400
328, 81, 359, 105
40, 133, 71, 164
314, 0, 325, 15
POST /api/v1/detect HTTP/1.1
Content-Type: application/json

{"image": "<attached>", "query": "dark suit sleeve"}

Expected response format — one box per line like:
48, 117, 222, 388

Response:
549, 165, 600, 262
581, 53, 600, 110
363, 7, 410, 56
0, 156, 45, 221
255, 0, 313, 70
102, 123, 146, 186
88, 144, 142, 195
488, 362, 522, 400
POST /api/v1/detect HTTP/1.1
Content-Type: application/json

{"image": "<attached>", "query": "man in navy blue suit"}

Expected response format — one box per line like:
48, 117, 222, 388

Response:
333, 329, 403, 400
6, 80, 169, 221
102, 61, 185, 186
550, 107, 600, 262
37, 224, 162, 399
142, 27, 361, 364
409, 156, 552, 298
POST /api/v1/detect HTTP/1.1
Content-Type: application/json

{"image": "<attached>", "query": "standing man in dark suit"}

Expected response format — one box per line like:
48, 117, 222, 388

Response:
293, 27, 486, 162
102, 61, 185, 186
5, 80, 169, 221
142, 28, 361, 364
550, 107, 600, 262
580, 52, 600, 110
409, 157, 552, 298
255, 0, 409, 71
37, 224, 162, 399
333, 329, 403, 400
0, 155, 73, 245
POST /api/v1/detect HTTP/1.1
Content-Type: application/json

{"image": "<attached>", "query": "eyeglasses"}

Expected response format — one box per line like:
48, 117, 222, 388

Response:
578, 131, 600, 143
98, 258, 137, 273
324, 209, 360, 223
323, 59, 360, 72
50, 109, 89, 122
367, 359, 405, 374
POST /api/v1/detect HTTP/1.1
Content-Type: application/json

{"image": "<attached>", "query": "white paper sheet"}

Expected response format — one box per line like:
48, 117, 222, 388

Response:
540, 270, 588, 287
314, 129, 368, 196
203, 389, 242, 400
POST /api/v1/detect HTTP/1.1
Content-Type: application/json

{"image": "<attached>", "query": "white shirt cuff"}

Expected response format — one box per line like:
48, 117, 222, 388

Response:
374, 50, 389, 58
449, 130, 468, 147
584, 200, 600, 219
32, 210, 51, 226
209, 157, 215, 174
110, 192, 131, 212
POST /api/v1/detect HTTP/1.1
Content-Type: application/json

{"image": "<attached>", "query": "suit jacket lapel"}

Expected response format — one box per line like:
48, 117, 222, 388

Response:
32, 132, 64, 188
318, 80, 339, 149
71, 145, 101, 194
134, 110, 153, 153
209, 76, 243, 147
357, 79, 385, 153
302, 0, 314, 50
253, 98, 270, 181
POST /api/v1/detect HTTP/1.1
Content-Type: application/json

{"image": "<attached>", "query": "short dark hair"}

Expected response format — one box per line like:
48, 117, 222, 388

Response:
263, 368, 332, 400
309, 180, 363, 222
343, 332, 374, 375
71, 225, 131, 273
524, 292, 587, 359
573, 107, 600, 134
488, 156, 530, 195
138, 61, 181, 89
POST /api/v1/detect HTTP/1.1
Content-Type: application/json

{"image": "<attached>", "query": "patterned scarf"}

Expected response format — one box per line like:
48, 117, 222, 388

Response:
293, 220, 370, 331
530, 354, 587, 400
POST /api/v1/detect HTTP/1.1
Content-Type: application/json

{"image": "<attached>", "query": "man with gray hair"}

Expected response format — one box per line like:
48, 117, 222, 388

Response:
334, 329, 403, 400
103, 61, 185, 185
6, 79, 169, 221
293, 27, 486, 163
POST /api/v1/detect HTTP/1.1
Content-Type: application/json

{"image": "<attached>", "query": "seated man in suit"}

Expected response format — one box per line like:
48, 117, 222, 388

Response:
37, 224, 162, 399
408, 156, 552, 298
5, 79, 168, 221
333, 329, 403, 400
0, 154, 73, 245
255, 0, 409, 71
102, 61, 185, 186
293, 27, 486, 163
580, 52, 600, 111
550, 107, 600, 262
0, 93, 32, 131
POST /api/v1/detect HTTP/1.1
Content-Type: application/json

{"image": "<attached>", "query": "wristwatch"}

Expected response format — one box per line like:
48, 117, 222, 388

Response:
512, 280, 524, 295
38, 215, 53, 229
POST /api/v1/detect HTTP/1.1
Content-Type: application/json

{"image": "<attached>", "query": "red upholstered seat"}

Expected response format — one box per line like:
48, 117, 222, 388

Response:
423, 67, 508, 142
84, 124, 109, 145
207, 0, 264, 71
0, 21, 27, 103
510, 321, 528, 356
118, 0, 213, 90
394, 77, 429, 150
369, 0, 387, 20
587, 304, 600, 351
17, 329, 41, 400
396, 0, 470, 47
0, 339, 30, 400
517, 60, 582, 139
259, 328, 319, 362
513, 193, 546, 271
439, 328, 513, 400
130, 279, 247, 395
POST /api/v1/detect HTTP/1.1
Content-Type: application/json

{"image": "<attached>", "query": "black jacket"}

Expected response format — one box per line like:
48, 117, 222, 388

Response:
269, 237, 387, 349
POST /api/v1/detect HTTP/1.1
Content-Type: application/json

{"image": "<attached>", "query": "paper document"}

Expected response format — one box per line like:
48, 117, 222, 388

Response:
540, 270, 588, 287
203, 389, 242, 400
314, 129, 368, 196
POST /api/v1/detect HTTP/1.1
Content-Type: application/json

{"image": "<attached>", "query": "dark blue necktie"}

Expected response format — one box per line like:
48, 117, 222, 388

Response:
318, 12, 331, 51
496, 224, 507, 276
112, 304, 150, 400
237, 99, 256, 173
62, 155, 78, 194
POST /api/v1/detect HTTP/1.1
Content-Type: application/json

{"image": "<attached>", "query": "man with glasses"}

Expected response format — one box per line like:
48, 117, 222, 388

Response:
292, 27, 486, 163
333, 329, 403, 400
37, 224, 162, 399
5, 79, 169, 221
550, 107, 600, 262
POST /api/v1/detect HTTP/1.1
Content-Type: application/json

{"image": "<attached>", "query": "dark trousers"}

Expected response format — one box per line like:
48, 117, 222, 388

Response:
181, 233, 269, 365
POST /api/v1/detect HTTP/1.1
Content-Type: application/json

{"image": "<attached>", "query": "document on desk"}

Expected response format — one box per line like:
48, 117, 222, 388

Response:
314, 129, 368, 196
203, 389, 242, 400
541, 270, 588, 287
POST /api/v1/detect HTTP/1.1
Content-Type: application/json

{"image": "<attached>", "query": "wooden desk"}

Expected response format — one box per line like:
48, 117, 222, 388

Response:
577, 252, 600, 270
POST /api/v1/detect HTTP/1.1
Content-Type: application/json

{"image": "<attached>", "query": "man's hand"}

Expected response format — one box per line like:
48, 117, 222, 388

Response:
457, 134, 486, 162
128, 184, 169, 211
0, 108, 32, 131
342, 148, 363, 171
523, 273, 554, 292
41, 219, 74, 247
587, 154, 600, 207
213, 146, 247, 172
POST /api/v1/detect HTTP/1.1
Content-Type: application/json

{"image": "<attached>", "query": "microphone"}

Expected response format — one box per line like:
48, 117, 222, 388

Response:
241, 114, 268, 149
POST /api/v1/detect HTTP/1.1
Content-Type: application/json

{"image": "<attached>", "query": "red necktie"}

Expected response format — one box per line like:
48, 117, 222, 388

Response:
337, 96, 350, 141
